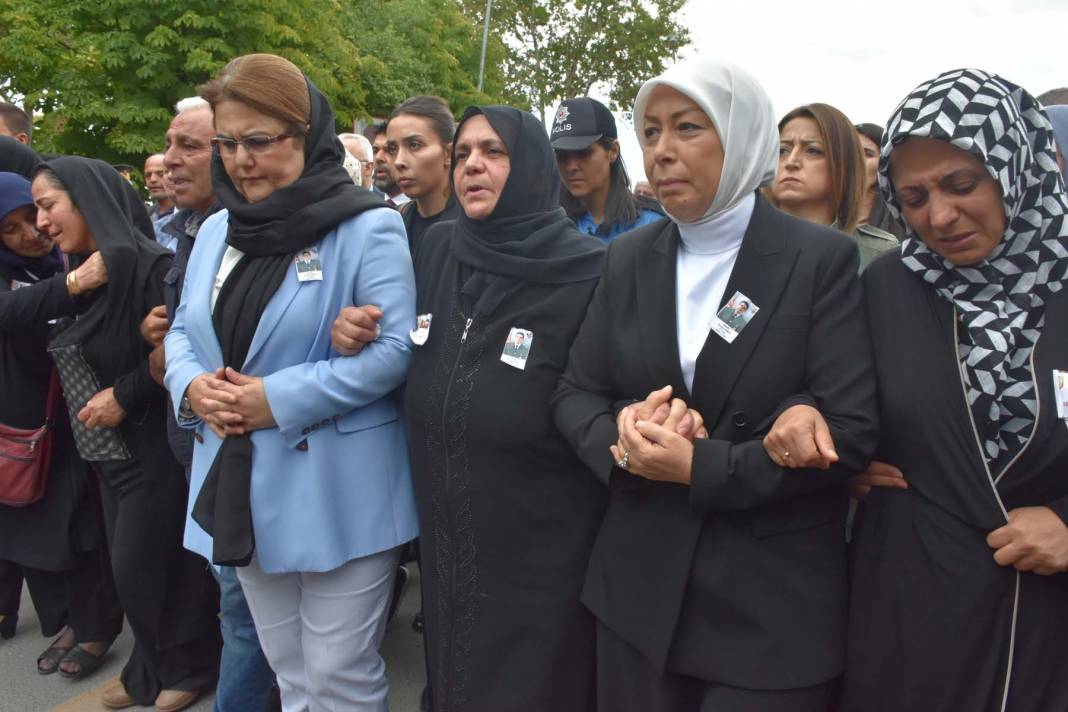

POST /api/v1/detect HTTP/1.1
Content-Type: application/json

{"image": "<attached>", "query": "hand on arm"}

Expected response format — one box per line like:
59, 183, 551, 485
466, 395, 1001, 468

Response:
763, 404, 839, 469
987, 507, 1068, 575
77, 387, 126, 429
331, 305, 383, 356
140, 305, 170, 347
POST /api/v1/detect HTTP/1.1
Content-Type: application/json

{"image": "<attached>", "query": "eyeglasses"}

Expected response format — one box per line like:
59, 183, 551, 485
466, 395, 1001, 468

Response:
210, 132, 294, 156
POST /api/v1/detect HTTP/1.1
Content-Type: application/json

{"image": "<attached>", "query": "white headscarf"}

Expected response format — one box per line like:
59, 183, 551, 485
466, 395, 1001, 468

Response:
633, 57, 779, 225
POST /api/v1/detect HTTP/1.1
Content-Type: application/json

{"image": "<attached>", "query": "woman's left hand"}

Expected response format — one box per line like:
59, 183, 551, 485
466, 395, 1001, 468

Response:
210, 367, 276, 434
987, 506, 1068, 575
77, 387, 126, 429
610, 408, 694, 485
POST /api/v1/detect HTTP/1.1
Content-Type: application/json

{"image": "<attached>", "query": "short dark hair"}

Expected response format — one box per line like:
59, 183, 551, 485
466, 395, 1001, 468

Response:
388, 96, 455, 147
1037, 88, 1068, 107
0, 102, 31, 140
365, 120, 388, 142
559, 137, 641, 231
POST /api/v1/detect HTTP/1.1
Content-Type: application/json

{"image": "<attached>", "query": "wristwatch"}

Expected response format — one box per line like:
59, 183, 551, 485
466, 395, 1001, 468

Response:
178, 391, 196, 422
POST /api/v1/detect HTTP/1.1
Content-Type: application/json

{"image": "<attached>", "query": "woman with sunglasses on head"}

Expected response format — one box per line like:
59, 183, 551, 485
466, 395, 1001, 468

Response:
553, 56, 878, 711
771, 103, 899, 271
551, 97, 664, 244
386, 95, 461, 254
765, 69, 1068, 712
164, 53, 417, 711
0, 155, 222, 709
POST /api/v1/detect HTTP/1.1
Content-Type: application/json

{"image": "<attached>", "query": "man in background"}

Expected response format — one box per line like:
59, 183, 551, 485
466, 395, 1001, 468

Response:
368, 120, 410, 206
0, 102, 31, 144
339, 132, 375, 189
145, 152, 177, 251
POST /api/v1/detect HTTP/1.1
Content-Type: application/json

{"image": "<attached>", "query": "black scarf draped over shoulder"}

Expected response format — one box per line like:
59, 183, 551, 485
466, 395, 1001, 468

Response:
192, 76, 385, 567
39, 158, 173, 385
449, 106, 603, 316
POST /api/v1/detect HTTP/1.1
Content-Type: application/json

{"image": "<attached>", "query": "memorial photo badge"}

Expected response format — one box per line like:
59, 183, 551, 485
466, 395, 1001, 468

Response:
294, 246, 323, 281
501, 327, 533, 370
410, 313, 432, 346
711, 291, 759, 344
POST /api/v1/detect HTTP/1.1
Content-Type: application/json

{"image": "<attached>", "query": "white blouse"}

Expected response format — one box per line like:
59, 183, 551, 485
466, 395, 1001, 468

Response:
675, 192, 755, 392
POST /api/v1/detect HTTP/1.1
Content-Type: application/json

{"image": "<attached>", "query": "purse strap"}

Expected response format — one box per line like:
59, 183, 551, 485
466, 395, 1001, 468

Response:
44, 369, 60, 423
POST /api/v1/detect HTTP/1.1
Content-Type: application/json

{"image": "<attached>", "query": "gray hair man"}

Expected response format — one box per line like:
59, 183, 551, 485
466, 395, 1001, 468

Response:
339, 132, 375, 188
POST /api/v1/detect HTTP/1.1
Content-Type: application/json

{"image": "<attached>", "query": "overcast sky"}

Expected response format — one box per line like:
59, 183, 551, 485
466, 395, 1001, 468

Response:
606, 0, 1068, 184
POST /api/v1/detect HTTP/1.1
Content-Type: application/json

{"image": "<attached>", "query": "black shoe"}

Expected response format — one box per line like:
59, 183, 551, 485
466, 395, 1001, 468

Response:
0, 613, 16, 640
387, 565, 409, 624
412, 610, 424, 634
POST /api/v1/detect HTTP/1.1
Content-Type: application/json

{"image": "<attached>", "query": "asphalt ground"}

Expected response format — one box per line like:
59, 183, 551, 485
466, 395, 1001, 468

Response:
0, 566, 426, 711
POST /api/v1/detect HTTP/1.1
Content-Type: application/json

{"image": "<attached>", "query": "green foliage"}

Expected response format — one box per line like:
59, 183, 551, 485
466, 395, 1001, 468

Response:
342, 0, 518, 117
0, 0, 509, 162
461, 0, 689, 117
0, 0, 686, 162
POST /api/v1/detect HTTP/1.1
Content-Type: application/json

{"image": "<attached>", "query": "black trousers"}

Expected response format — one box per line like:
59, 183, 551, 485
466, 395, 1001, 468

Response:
0, 549, 122, 640
0, 558, 22, 616
597, 622, 840, 712
92, 458, 220, 705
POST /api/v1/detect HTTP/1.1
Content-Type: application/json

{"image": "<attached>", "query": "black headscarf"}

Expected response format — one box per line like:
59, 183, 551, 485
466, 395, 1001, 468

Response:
193, 76, 386, 567
449, 106, 604, 316
0, 136, 41, 179
37, 157, 172, 385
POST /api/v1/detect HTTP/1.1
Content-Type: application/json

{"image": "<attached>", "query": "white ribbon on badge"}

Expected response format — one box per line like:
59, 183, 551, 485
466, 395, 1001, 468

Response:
410, 314, 432, 346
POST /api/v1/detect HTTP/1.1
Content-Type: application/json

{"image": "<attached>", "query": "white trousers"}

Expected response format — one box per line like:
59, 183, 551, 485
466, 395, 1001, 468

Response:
236, 547, 401, 712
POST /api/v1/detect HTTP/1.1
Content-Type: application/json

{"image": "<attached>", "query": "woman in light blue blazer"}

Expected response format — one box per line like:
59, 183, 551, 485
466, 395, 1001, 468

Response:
163, 53, 417, 712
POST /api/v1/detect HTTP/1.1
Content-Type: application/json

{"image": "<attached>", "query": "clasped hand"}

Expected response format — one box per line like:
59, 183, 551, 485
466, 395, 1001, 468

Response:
609, 385, 708, 485
186, 367, 275, 438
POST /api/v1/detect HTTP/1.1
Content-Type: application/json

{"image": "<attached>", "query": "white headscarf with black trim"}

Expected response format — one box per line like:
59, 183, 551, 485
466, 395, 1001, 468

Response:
879, 68, 1068, 466
632, 57, 779, 224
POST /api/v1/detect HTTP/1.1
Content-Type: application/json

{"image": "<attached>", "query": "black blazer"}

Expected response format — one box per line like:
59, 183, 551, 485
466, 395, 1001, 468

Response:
553, 193, 879, 689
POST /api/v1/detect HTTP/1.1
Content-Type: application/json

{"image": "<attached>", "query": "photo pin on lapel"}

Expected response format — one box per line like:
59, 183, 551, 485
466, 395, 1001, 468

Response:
410, 314, 432, 346
711, 291, 760, 344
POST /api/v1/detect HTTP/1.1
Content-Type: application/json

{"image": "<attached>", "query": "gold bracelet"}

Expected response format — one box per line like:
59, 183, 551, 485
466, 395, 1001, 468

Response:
66, 270, 78, 295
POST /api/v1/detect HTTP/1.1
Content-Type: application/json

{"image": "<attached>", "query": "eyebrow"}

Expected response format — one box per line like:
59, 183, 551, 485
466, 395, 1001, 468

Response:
457, 138, 506, 151
644, 107, 706, 124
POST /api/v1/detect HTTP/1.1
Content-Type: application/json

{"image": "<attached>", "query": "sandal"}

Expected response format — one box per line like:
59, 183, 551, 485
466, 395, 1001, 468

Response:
58, 641, 112, 679
37, 631, 74, 675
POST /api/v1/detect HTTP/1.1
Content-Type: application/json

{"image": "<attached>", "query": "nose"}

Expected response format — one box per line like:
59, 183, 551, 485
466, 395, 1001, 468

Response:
928, 191, 960, 230
783, 145, 802, 169
35, 210, 49, 232
557, 153, 579, 173
163, 144, 180, 169
234, 143, 256, 167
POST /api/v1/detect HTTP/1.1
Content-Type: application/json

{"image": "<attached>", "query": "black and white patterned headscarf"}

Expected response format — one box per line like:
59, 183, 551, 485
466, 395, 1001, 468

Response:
879, 68, 1068, 466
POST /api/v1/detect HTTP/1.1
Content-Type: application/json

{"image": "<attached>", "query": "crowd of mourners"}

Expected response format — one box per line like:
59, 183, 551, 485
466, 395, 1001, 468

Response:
1, 51, 1068, 712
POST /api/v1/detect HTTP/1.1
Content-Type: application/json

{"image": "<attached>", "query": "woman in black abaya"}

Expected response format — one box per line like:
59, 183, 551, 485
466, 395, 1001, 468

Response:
336, 106, 608, 711
3, 157, 221, 707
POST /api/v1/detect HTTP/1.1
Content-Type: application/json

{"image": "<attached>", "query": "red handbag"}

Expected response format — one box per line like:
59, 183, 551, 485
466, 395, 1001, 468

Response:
0, 371, 60, 507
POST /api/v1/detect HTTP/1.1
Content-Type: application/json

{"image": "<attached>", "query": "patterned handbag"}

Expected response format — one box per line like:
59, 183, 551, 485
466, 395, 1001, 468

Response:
0, 371, 60, 507
47, 342, 131, 462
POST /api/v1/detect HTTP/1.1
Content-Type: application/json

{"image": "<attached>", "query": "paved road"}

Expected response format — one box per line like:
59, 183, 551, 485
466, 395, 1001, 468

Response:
0, 567, 426, 711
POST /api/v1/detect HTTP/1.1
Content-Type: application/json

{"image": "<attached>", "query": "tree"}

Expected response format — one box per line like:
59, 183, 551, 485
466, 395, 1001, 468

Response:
462, 0, 689, 117
0, 0, 511, 163
342, 0, 518, 118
